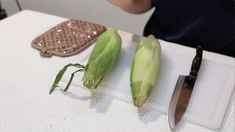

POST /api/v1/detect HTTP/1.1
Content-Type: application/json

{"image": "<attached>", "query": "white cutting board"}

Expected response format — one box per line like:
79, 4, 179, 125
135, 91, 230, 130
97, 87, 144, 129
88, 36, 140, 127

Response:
0, 10, 234, 131
62, 31, 235, 130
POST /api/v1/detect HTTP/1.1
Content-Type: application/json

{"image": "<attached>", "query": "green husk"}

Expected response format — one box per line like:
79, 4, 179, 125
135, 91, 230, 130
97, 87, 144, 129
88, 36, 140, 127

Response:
130, 35, 161, 107
49, 28, 122, 94
82, 28, 122, 90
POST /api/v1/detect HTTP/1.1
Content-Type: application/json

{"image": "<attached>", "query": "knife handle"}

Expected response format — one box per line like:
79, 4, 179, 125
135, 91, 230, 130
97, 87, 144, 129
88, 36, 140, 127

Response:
190, 45, 203, 78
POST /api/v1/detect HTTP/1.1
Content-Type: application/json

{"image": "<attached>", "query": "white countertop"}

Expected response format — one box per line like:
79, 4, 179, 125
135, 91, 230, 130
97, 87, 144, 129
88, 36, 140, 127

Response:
0, 10, 234, 132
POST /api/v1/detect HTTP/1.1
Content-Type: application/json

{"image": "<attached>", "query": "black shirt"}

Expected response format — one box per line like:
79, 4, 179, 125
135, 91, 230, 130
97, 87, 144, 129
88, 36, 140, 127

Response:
144, 0, 235, 57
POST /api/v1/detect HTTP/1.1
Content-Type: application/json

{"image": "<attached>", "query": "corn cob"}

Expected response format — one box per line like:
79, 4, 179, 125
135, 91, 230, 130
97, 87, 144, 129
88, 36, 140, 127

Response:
49, 28, 122, 94
82, 28, 122, 90
130, 35, 161, 107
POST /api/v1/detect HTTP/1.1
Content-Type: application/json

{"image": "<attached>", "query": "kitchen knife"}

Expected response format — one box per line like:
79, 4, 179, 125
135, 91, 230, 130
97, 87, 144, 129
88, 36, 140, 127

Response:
168, 46, 203, 131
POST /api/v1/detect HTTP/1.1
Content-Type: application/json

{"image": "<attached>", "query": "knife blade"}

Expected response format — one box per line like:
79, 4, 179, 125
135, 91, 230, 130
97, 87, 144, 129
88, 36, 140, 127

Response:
168, 46, 203, 131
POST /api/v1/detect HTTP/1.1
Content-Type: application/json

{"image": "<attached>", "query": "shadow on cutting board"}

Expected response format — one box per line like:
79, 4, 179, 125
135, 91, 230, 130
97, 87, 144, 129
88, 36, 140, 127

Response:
61, 89, 90, 101
137, 106, 162, 123
89, 91, 113, 113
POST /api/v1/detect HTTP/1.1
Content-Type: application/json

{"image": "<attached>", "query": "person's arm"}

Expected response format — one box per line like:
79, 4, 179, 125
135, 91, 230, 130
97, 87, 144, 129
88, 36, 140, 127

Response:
108, 0, 153, 14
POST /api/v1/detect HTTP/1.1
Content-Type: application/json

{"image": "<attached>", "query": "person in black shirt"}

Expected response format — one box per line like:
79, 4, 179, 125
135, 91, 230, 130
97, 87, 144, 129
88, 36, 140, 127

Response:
109, 0, 235, 57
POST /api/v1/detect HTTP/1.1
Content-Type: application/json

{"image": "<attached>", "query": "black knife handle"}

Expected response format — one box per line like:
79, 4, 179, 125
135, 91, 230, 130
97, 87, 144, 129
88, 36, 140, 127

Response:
189, 45, 203, 78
